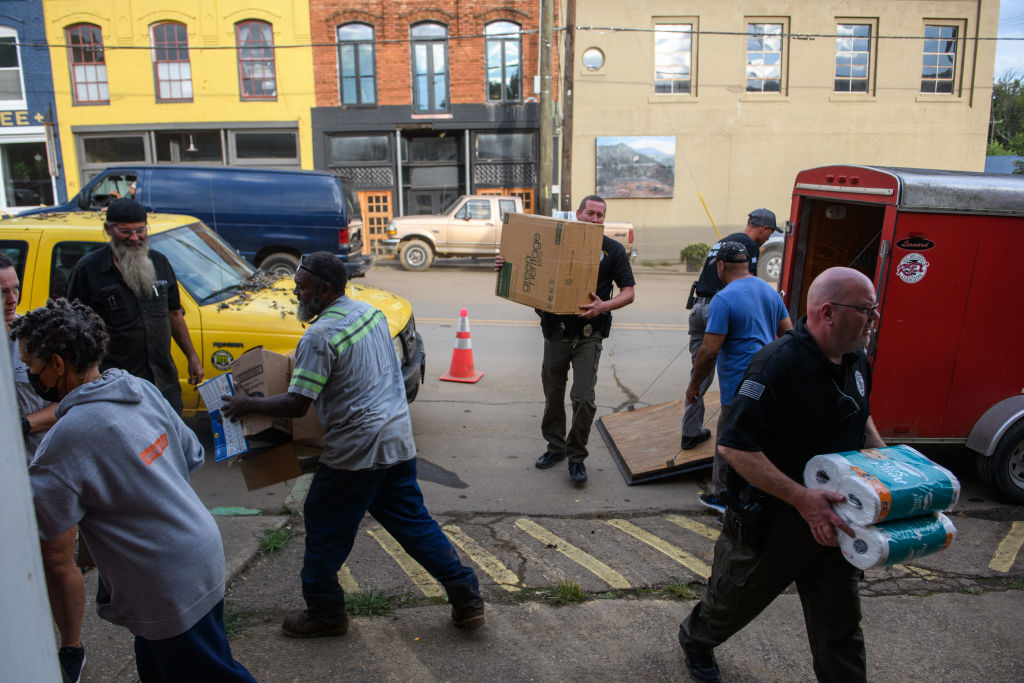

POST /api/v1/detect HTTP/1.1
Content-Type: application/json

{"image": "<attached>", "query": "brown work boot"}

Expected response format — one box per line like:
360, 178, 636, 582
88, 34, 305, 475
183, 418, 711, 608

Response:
281, 610, 350, 638
446, 582, 485, 630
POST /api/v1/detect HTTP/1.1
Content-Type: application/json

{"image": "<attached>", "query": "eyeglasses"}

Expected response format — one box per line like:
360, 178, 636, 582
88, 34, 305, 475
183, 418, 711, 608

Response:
829, 301, 878, 315
110, 225, 148, 237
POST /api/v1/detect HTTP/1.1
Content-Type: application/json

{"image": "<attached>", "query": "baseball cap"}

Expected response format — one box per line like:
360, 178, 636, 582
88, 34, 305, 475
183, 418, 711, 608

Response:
106, 198, 147, 224
748, 208, 782, 233
716, 241, 750, 264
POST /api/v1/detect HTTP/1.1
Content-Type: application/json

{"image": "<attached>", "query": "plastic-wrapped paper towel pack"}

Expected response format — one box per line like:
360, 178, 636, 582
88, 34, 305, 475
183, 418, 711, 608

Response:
802, 444, 960, 526
838, 513, 957, 570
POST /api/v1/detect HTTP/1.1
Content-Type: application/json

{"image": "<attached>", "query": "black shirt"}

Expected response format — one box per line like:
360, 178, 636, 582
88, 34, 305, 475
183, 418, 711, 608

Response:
66, 244, 182, 394
541, 235, 636, 327
718, 316, 872, 485
694, 232, 759, 298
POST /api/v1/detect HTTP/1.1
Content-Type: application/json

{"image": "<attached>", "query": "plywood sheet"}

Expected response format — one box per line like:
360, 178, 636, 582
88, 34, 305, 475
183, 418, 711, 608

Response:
596, 394, 719, 485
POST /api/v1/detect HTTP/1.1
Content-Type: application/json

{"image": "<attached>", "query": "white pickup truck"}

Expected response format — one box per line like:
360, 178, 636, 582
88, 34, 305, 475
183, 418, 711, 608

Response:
384, 195, 635, 271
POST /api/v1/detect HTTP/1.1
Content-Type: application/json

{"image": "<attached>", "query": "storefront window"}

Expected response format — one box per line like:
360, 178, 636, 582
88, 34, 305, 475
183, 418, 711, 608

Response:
156, 131, 223, 163
328, 135, 390, 164
475, 132, 533, 160
82, 136, 147, 164
3, 142, 53, 207
233, 131, 296, 159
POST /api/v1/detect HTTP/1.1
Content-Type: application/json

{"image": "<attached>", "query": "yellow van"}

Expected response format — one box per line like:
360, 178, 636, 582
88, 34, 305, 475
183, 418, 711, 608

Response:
1, 212, 424, 416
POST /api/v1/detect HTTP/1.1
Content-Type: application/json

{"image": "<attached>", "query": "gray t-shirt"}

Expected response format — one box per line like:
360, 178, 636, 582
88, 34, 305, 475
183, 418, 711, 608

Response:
289, 295, 415, 470
30, 369, 225, 640
10, 329, 51, 462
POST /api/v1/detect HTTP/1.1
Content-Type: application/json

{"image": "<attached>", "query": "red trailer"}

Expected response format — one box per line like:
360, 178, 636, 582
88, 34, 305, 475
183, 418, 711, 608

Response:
781, 165, 1024, 503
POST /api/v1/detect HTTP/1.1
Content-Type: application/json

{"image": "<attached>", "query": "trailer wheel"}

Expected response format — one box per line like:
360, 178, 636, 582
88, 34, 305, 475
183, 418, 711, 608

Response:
399, 239, 434, 271
975, 419, 1024, 504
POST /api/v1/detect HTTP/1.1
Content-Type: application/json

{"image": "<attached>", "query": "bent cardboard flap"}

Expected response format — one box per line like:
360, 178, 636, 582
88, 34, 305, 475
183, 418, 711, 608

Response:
496, 213, 603, 314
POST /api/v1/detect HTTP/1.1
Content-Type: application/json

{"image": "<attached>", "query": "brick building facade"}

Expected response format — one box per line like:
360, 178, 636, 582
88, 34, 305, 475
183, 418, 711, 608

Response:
308, 1, 554, 254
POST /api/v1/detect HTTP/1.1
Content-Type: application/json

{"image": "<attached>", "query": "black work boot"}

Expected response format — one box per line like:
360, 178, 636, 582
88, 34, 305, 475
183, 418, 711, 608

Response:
282, 610, 350, 638
445, 581, 485, 630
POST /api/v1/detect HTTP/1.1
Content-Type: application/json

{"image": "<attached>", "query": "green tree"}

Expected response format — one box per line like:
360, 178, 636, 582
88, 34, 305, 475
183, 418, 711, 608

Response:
989, 70, 1024, 155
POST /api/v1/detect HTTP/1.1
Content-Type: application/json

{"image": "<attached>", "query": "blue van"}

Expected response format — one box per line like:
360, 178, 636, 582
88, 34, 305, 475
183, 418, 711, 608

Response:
22, 165, 372, 277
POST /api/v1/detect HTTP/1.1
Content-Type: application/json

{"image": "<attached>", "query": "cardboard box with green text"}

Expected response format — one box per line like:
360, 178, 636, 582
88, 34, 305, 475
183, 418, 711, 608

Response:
495, 213, 603, 314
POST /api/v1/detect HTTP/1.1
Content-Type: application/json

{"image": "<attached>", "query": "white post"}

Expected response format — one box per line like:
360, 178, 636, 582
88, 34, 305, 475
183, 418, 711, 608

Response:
0, 345, 62, 680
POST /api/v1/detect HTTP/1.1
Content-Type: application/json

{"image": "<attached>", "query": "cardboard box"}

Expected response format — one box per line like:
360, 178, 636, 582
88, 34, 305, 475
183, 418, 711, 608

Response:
495, 213, 603, 314
231, 347, 293, 441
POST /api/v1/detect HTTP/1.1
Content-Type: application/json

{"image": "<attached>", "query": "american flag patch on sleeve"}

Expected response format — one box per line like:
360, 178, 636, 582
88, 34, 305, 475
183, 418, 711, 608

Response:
737, 380, 765, 400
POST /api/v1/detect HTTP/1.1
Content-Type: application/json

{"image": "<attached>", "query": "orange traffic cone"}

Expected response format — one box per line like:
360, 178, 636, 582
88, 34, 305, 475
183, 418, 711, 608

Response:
440, 308, 484, 383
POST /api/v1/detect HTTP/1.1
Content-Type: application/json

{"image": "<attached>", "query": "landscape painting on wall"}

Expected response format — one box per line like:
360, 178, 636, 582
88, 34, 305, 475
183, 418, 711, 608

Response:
595, 136, 675, 198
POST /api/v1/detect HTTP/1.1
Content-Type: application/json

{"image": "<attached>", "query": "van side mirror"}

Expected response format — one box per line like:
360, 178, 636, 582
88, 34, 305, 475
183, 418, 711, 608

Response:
77, 193, 90, 210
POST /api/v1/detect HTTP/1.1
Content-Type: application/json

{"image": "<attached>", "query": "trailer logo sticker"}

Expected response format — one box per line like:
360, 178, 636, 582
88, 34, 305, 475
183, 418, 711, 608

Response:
896, 237, 935, 251
211, 349, 234, 371
896, 253, 929, 284
855, 370, 866, 397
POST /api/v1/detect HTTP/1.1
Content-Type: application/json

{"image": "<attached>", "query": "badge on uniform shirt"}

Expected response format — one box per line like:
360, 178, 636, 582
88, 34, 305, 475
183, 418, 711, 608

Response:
855, 370, 866, 397
582, 323, 593, 337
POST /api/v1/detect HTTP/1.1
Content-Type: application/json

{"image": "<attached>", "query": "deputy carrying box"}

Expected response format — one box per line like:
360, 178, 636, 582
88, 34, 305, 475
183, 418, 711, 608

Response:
198, 346, 324, 491
495, 213, 604, 314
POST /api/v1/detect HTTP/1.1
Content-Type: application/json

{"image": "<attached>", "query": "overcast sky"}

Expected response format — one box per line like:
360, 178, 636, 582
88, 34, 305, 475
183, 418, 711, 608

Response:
996, 0, 1024, 75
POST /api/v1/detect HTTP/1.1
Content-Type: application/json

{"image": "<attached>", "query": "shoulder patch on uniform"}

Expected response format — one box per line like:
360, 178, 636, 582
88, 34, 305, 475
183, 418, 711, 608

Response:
737, 380, 766, 400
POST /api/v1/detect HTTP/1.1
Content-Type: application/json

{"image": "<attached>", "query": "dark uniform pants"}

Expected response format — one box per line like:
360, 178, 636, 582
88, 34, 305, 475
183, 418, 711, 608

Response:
679, 506, 866, 683
541, 334, 603, 463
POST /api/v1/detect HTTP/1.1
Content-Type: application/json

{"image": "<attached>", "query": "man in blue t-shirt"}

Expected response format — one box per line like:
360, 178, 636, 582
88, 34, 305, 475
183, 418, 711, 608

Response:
685, 241, 791, 500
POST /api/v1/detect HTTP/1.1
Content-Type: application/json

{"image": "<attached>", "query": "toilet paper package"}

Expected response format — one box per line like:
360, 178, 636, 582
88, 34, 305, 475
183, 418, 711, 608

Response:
839, 513, 957, 570
803, 445, 960, 526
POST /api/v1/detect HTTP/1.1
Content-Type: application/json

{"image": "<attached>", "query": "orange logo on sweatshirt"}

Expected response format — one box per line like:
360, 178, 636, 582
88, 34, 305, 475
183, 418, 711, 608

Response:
139, 433, 169, 466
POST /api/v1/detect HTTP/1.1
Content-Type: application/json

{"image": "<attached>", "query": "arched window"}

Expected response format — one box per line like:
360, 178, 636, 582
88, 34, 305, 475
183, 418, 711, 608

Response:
337, 23, 376, 106
151, 22, 192, 101
66, 23, 108, 105
236, 20, 276, 100
410, 22, 448, 113
485, 21, 521, 102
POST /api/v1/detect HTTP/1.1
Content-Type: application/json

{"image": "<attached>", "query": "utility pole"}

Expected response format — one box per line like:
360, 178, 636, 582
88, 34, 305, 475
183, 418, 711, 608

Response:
538, 0, 554, 216
560, 0, 575, 211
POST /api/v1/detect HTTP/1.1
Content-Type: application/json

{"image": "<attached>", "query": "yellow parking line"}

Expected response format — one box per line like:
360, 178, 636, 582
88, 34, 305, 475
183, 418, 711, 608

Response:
665, 514, 721, 541
366, 527, 444, 598
337, 565, 360, 594
608, 519, 712, 579
514, 518, 630, 589
892, 564, 937, 580
989, 521, 1024, 573
443, 524, 522, 592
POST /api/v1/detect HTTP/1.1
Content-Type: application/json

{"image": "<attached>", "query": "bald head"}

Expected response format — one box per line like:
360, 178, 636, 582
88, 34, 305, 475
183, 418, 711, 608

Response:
806, 267, 878, 362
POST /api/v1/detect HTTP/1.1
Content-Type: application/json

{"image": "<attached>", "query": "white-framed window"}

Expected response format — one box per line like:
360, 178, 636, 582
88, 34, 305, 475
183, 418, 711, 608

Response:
654, 23, 693, 94
337, 23, 376, 106
745, 21, 785, 94
0, 26, 26, 108
921, 24, 961, 94
834, 23, 872, 93
151, 22, 193, 102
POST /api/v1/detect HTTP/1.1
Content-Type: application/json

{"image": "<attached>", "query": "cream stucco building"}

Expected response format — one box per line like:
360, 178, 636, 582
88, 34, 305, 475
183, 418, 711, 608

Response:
566, 1, 998, 259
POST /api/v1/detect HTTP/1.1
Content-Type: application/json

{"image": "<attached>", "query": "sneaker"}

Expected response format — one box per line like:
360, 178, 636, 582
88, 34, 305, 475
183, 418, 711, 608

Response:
568, 461, 588, 484
681, 428, 712, 450
281, 610, 350, 638
698, 492, 726, 514
683, 645, 722, 683
446, 582, 486, 630
58, 645, 85, 683
536, 451, 566, 469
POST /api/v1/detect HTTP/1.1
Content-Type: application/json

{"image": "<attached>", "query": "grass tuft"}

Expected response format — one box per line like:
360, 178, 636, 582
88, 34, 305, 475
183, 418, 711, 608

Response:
257, 526, 292, 554
346, 590, 393, 616
544, 580, 588, 606
662, 580, 700, 601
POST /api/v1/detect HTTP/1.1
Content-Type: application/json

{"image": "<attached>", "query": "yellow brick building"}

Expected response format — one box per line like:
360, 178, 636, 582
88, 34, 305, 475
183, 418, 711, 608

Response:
43, 1, 316, 195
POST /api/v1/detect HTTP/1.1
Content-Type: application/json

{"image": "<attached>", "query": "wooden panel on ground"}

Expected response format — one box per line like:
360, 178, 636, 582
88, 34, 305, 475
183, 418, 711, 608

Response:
596, 394, 719, 485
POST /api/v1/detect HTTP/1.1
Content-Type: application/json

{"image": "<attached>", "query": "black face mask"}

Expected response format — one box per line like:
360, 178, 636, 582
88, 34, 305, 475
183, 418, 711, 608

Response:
28, 370, 61, 403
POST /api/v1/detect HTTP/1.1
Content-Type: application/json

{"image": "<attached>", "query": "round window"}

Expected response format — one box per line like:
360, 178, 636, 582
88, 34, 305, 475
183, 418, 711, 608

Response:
582, 47, 605, 71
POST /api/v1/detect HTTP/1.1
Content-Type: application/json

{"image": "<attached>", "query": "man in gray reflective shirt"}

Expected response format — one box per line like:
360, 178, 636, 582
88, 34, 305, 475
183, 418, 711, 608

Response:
223, 251, 484, 638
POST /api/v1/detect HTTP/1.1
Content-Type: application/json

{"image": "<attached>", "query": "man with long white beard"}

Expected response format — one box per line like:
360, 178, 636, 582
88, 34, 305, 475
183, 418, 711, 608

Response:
66, 198, 202, 414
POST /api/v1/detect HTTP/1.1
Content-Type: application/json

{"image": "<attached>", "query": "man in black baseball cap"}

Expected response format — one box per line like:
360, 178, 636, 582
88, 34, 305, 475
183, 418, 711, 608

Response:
683, 209, 782, 515
66, 198, 203, 414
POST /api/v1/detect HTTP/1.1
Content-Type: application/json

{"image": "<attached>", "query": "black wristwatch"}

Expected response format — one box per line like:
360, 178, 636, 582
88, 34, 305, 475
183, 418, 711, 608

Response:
22, 417, 31, 434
